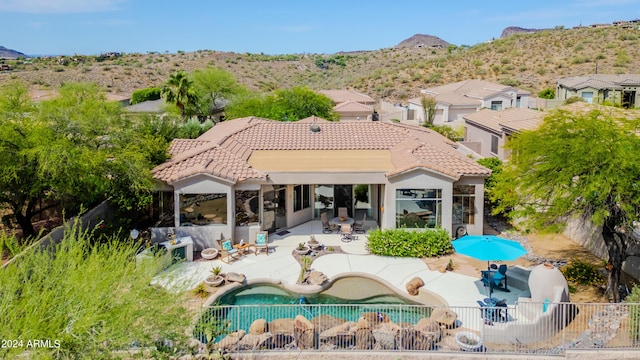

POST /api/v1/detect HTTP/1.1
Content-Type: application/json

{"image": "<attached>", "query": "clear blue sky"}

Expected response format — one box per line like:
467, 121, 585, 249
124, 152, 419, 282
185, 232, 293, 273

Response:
1, 0, 639, 56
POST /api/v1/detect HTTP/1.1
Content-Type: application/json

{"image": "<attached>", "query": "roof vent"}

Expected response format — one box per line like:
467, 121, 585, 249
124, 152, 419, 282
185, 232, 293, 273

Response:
309, 123, 321, 133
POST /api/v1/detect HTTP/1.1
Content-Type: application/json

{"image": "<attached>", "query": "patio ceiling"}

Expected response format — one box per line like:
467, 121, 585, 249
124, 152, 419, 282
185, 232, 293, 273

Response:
248, 150, 393, 172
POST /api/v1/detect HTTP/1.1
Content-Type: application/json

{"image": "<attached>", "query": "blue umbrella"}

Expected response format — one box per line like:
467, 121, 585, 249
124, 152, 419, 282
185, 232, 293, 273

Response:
452, 235, 527, 268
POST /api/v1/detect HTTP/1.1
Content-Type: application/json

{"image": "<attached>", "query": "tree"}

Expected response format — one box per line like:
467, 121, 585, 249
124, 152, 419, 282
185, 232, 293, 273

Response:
0, 82, 162, 239
538, 88, 556, 99
161, 70, 198, 121
191, 67, 246, 121
420, 95, 437, 127
226, 87, 339, 121
492, 108, 640, 302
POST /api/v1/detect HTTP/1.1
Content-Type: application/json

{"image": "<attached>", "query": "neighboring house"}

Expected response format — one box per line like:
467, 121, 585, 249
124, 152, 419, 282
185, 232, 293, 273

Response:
407, 79, 531, 127
319, 90, 376, 120
556, 74, 640, 108
151, 117, 490, 249
463, 108, 545, 160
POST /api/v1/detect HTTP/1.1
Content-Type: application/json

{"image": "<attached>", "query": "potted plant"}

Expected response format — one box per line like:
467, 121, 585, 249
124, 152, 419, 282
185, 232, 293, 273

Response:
204, 266, 224, 288
307, 235, 320, 250
295, 242, 309, 255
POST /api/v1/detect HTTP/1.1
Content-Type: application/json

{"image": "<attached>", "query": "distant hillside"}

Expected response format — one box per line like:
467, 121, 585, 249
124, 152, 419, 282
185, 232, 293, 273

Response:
500, 26, 546, 38
0, 46, 29, 59
395, 34, 450, 49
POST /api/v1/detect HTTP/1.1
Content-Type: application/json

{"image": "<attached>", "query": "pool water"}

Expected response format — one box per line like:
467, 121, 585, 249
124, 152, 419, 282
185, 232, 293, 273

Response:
194, 282, 432, 342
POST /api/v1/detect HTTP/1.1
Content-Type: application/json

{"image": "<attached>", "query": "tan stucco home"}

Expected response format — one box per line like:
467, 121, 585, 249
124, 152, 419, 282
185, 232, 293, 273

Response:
319, 90, 376, 121
408, 79, 531, 127
463, 108, 544, 160
556, 74, 640, 108
151, 117, 490, 250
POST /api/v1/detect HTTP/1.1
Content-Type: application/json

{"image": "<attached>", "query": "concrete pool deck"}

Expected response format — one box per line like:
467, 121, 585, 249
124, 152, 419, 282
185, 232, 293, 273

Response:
152, 220, 530, 310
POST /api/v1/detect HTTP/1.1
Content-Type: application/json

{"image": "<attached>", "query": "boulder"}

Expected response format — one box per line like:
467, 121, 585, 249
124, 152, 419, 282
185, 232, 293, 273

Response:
396, 328, 433, 351
312, 314, 347, 334
225, 272, 246, 283
215, 329, 245, 351
372, 323, 400, 350
406, 277, 424, 296
262, 333, 294, 349
294, 315, 315, 350
430, 308, 458, 328
268, 318, 294, 335
414, 317, 440, 333
249, 318, 267, 335
307, 270, 328, 285
355, 318, 374, 349
236, 333, 271, 351
319, 321, 357, 348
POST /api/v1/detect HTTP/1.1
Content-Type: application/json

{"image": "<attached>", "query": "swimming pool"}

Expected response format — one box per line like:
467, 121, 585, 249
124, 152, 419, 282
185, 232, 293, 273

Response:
194, 276, 435, 343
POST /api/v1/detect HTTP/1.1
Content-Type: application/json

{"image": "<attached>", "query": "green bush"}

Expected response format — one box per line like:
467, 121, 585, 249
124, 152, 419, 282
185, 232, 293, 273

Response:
561, 259, 604, 286
366, 227, 453, 257
131, 87, 161, 104
625, 285, 640, 341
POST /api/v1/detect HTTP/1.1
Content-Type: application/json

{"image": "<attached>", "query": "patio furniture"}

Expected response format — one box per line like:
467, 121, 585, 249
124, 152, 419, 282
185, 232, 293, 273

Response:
338, 207, 348, 218
340, 223, 353, 242
481, 264, 509, 294
477, 298, 508, 324
234, 242, 250, 256
353, 213, 366, 233
330, 216, 354, 226
320, 212, 333, 233
219, 239, 240, 264
251, 231, 269, 255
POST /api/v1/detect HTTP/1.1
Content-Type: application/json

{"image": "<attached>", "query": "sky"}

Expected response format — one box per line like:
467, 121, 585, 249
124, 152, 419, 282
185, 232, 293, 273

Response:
1, 0, 639, 56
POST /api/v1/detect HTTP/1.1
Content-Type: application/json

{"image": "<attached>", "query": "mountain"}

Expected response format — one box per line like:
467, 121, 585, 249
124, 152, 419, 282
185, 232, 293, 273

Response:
395, 34, 450, 49
500, 26, 547, 39
0, 46, 29, 59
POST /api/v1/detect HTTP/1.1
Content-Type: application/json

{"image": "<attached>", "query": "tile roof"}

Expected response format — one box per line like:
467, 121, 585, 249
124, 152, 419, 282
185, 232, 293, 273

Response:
463, 108, 544, 134
319, 90, 376, 104
557, 74, 640, 90
152, 118, 490, 184
333, 101, 374, 113
423, 79, 530, 100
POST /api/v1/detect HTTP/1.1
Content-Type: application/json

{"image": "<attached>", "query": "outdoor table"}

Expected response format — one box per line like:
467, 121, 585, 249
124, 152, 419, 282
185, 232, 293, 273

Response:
330, 216, 354, 226
234, 243, 250, 256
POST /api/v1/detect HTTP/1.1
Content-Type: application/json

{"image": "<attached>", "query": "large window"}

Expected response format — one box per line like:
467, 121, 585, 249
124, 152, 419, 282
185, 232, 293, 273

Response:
179, 193, 227, 226
235, 190, 260, 226
453, 185, 475, 225
314, 185, 334, 217
294, 185, 310, 212
491, 101, 503, 110
396, 189, 441, 228
581, 91, 594, 103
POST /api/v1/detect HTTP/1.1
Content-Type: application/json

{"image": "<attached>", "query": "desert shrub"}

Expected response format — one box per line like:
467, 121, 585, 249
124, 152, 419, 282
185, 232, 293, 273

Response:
561, 259, 604, 286
564, 96, 584, 105
366, 227, 453, 257
625, 285, 640, 341
131, 87, 161, 104
499, 78, 520, 87
538, 88, 555, 99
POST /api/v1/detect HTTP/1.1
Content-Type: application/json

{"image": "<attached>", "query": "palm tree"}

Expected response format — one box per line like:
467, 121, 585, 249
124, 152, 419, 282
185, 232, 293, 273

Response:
161, 70, 198, 121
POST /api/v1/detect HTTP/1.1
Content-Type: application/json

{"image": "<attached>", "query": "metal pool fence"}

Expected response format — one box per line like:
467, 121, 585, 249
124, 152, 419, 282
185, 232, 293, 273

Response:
187, 301, 640, 356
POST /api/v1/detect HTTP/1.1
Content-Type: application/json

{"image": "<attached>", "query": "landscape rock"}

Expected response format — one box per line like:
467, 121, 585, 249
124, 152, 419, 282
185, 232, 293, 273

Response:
396, 328, 433, 351
294, 315, 315, 349
225, 272, 246, 283
249, 318, 267, 335
268, 318, 294, 335
372, 323, 400, 350
319, 321, 357, 347
430, 308, 458, 328
361, 311, 390, 326
262, 333, 294, 349
306, 270, 328, 285
312, 314, 347, 334
406, 277, 424, 296
414, 317, 441, 333
355, 327, 375, 349
236, 332, 271, 350
215, 329, 245, 351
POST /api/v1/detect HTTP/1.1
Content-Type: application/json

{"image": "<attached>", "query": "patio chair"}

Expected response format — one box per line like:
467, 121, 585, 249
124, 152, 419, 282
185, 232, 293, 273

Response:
219, 239, 240, 264
353, 213, 366, 233
338, 207, 348, 218
340, 223, 353, 242
320, 212, 333, 233
251, 231, 269, 256
481, 264, 509, 292
477, 298, 508, 324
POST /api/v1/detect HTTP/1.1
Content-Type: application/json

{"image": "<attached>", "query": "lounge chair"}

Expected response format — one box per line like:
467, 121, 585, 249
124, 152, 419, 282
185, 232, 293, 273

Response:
320, 212, 333, 233
251, 231, 269, 256
353, 213, 366, 233
338, 207, 348, 218
219, 239, 240, 264
340, 223, 353, 242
